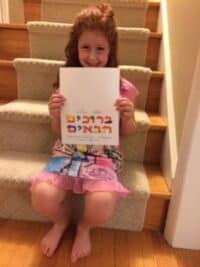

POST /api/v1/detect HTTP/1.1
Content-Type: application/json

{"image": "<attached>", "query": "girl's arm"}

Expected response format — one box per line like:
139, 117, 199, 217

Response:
115, 97, 137, 136
48, 89, 66, 137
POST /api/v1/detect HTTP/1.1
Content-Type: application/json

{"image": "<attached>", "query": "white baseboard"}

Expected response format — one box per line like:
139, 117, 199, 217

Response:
158, 0, 177, 188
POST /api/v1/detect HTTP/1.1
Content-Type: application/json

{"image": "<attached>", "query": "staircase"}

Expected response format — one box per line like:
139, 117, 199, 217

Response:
0, 0, 170, 231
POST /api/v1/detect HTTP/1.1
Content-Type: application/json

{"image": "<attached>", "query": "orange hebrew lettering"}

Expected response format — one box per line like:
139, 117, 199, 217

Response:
82, 115, 90, 123
102, 125, 112, 133
93, 125, 101, 133
66, 115, 75, 123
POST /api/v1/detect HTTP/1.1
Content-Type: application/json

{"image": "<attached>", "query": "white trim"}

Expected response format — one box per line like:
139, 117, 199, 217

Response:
0, 0, 24, 23
0, 0, 9, 23
157, 0, 177, 187
164, 48, 200, 249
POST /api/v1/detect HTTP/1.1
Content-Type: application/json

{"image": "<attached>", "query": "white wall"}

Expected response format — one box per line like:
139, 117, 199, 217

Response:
164, 49, 200, 249
159, 0, 200, 186
165, 0, 200, 148
158, 0, 177, 185
0, 0, 9, 23
160, 0, 200, 249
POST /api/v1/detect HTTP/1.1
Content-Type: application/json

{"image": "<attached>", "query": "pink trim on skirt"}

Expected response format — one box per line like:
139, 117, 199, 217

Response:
30, 171, 129, 198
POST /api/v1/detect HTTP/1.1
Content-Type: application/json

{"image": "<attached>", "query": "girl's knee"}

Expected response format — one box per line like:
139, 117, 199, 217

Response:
31, 182, 66, 213
85, 191, 117, 220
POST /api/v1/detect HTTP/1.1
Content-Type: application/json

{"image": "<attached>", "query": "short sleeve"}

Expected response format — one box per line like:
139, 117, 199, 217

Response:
120, 77, 139, 102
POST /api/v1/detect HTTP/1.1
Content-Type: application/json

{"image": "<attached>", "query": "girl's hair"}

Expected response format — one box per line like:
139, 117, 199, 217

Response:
54, 4, 118, 88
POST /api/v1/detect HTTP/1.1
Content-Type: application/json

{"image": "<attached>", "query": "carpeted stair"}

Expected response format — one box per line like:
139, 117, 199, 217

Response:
27, 21, 150, 65
0, 0, 164, 231
41, 0, 149, 27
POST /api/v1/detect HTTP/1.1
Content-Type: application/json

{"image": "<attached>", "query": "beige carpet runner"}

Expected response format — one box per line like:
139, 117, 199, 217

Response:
27, 21, 150, 66
41, 0, 148, 27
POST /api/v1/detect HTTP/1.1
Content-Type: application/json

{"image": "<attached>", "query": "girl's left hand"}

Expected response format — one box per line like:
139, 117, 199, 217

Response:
114, 97, 134, 120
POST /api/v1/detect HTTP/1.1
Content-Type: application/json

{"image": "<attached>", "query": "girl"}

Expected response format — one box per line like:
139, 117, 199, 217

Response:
31, 3, 138, 263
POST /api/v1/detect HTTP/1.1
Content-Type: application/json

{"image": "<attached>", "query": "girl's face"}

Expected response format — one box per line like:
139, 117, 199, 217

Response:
78, 30, 110, 67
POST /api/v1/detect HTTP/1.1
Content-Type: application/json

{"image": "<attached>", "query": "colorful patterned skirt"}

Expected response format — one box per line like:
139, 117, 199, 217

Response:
31, 143, 129, 198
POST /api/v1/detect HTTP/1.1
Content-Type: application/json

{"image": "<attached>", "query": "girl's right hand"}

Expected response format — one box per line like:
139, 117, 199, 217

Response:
48, 89, 66, 119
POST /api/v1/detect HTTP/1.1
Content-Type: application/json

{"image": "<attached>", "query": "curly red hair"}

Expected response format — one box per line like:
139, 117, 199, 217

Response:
65, 4, 118, 67
54, 4, 118, 88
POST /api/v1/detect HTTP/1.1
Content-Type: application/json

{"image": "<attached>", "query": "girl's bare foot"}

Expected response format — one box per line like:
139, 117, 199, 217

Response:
41, 223, 67, 257
71, 225, 91, 263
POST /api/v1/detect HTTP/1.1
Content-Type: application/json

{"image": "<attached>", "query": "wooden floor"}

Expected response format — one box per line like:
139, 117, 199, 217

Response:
0, 219, 199, 267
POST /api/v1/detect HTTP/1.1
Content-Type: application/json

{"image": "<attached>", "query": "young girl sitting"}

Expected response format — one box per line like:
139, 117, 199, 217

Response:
31, 3, 138, 263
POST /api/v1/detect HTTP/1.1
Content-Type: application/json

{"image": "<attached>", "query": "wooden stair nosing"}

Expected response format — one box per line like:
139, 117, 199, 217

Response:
0, 23, 161, 70
144, 164, 170, 231
24, 0, 160, 32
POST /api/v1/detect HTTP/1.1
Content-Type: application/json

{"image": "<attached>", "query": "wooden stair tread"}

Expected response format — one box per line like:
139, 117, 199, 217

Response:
149, 0, 160, 5
149, 113, 167, 130
145, 163, 170, 230
0, 23, 162, 37
145, 164, 170, 198
0, 100, 9, 105
0, 23, 162, 41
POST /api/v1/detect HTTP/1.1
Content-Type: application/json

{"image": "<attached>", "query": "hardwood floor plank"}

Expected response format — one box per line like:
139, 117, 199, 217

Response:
86, 229, 104, 267
0, 220, 200, 267
142, 231, 158, 267
99, 229, 115, 267
55, 227, 74, 267
128, 231, 143, 267
152, 232, 179, 267
114, 230, 129, 267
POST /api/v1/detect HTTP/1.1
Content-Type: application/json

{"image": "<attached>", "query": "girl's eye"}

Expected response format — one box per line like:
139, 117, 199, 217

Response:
97, 46, 105, 52
81, 45, 90, 50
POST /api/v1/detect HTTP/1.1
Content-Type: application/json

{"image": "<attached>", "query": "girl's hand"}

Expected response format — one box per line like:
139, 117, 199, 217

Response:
114, 97, 134, 120
48, 89, 66, 120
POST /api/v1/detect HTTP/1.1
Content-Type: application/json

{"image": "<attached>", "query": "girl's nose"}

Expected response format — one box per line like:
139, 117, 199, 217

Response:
88, 50, 97, 61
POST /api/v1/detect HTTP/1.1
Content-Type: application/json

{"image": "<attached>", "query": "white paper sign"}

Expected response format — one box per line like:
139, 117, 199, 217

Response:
60, 68, 119, 145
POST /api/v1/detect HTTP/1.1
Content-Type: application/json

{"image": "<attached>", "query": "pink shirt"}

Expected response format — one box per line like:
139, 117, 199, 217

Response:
120, 77, 139, 101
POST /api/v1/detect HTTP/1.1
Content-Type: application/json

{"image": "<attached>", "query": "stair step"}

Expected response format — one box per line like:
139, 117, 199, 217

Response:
0, 149, 170, 230
144, 164, 170, 230
0, 59, 163, 113
0, 100, 9, 105
0, 99, 166, 164
0, 23, 161, 69
24, 0, 160, 32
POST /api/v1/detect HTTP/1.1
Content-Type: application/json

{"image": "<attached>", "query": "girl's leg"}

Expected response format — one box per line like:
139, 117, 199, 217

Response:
71, 191, 117, 263
31, 181, 71, 257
